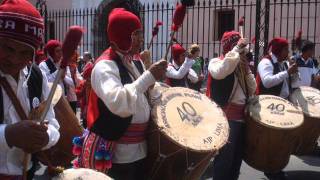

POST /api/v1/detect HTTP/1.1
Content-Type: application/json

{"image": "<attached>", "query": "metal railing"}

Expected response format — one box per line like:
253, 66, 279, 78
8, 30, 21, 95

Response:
43, 0, 319, 62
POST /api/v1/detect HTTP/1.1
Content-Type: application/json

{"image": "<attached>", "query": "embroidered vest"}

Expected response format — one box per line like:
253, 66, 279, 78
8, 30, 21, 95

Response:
87, 49, 145, 141
256, 55, 291, 96
166, 64, 188, 87
0, 66, 43, 123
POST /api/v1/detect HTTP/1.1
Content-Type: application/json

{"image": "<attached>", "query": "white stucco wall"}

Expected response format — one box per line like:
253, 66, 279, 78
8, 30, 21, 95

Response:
29, 0, 72, 10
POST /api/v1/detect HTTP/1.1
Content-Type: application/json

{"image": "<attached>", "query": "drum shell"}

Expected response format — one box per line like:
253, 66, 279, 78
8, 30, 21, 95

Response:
293, 115, 320, 155
146, 121, 214, 180
39, 96, 83, 167
244, 113, 297, 173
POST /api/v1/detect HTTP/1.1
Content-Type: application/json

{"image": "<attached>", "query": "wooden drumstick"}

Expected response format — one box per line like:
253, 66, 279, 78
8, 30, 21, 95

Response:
147, 21, 163, 50
22, 26, 83, 180
236, 16, 249, 97
164, 32, 176, 60
40, 26, 83, 122
164, 3, 188, 60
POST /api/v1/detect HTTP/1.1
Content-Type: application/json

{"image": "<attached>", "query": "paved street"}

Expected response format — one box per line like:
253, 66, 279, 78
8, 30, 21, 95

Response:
35, 155, 319, 180
33, 110, 320, 179
202, 155, 320, 180
239, 155, 320, 180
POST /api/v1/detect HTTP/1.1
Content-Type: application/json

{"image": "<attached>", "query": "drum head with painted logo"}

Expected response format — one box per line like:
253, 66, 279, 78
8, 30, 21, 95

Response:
152, 87, 229, 152
290, 86, 320, 118
247, 95, 303, 129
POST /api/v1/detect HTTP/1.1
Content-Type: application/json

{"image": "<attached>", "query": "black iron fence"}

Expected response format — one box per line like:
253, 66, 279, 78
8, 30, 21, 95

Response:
43, 0, 320, 63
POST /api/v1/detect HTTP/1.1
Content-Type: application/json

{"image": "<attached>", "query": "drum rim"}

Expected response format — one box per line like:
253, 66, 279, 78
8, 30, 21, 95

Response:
151, 87, 230, 153
246, 95, 304, 130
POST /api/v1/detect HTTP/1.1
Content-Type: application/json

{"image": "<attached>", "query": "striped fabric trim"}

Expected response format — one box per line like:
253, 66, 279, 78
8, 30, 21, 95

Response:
0, 12, 43, 23
117, 123, 148, 144
80, 132, 114, 173
222, 103, 245, 121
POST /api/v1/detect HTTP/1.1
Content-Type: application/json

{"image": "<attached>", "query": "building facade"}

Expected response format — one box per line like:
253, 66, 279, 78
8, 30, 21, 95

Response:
28, 0, 320, 60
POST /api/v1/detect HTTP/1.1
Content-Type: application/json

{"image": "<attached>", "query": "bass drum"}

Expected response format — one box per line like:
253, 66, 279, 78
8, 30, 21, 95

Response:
244, 95, 304, 172
38, 83, 83, 167
147, 87, 229, 180
290, 86, 320, 155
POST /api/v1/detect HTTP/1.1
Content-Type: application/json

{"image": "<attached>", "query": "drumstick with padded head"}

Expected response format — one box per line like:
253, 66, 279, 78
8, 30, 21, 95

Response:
238, 16, 245, 38
237, 16, 249, 98
22, 26, 84, 180
164, 1, 194, 60
40, 26, 83, 122
147, 21, 163, 50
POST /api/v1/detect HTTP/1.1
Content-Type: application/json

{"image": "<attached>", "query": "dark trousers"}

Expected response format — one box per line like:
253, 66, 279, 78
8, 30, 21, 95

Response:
27, 155, 39, 180
108, 159, 146, 180
202, 121, 245, 180
69, 101, 77, 114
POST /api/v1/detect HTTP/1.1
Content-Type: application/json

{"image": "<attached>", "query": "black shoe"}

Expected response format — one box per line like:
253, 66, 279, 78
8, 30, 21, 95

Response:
264, 171, 288, 180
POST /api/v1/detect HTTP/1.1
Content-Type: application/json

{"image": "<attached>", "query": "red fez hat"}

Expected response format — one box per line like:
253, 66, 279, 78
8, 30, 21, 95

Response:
107, 8, 142, 52
268, 37, 289, 56
171, 43, 186, 62
221, 31, 241, 55
44, 40, 62, 58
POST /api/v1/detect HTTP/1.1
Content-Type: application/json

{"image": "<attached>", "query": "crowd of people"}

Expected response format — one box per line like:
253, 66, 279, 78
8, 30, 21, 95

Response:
0, 1, 319, 180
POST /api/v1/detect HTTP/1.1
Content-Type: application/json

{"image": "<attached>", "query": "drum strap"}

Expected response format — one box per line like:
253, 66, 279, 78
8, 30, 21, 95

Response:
0, 77, 28, 120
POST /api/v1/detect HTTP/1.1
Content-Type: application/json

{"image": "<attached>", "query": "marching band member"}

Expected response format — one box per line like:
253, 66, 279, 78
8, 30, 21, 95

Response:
205, 31, 256, 180
256, 37, 298, 180
0, 0, 60, 179
165, 43, 201, 88
74, 8, 167, 180
188, 44, 204, 91
39, 40, 81, 113
256, 37, 298, 99
291, 40, 320, 88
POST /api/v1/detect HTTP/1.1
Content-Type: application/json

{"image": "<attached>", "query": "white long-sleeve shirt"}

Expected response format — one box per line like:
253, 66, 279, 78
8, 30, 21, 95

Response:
258, 54, 290, 98
39, 57, 74, 95
66, 67, 83, 102
166, 58, 198, 85
209, 46, 256, 105
0, 67, 60, 176
291, 55, 319, 88
91, 55, 155, 164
